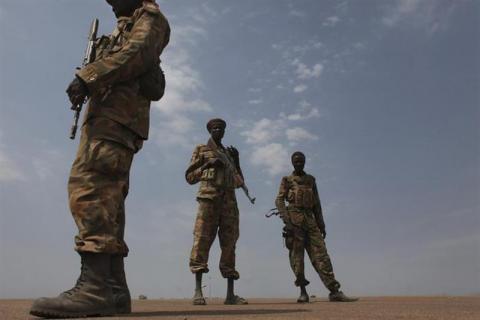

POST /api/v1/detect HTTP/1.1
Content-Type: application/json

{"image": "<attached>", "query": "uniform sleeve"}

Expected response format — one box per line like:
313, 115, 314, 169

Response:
77, 5, 170, 93
312, 178, 326, 232
185, 146, 204, 185
275, 177, 289, 216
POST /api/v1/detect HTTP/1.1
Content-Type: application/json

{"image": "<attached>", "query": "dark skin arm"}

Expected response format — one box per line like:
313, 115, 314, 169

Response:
312, 181, 326, 239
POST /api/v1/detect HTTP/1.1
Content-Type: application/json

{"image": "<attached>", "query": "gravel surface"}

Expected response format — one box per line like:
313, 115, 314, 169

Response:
1, 296, 479, 320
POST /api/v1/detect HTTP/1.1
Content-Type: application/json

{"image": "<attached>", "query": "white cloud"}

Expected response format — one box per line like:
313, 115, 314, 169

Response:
293, 84, 308, 93
248, 99, 263, 105
292, 59, 324, 80
323, 16, 340, 27
286, 127, 318, 142
250, 143, 290, 176
248, 87, 262, 93
241, 106, 322, 175
151, 114, 195, 148
151, 21, 212, 148
241, 118, 284, 145
280, 101, 321, 121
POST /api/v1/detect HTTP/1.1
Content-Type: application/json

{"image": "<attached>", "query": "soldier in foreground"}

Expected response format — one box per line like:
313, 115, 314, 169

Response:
30, 0, 170, 318
275, 152, 358, 303
185, 119, 248, 306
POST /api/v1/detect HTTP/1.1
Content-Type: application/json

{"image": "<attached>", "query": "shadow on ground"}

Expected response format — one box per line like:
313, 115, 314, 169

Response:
118, 308, 309, 318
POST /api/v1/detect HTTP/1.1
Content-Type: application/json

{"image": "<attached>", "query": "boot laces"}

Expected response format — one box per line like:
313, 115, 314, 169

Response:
63, 260, 88, 296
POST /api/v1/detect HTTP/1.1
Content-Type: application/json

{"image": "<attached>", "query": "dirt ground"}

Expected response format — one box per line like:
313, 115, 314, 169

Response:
1, 296, 479, 320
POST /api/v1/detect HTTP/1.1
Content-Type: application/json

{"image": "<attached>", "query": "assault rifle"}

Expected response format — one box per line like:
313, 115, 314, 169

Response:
222, 146, 256, 205
69, 18, 99, 140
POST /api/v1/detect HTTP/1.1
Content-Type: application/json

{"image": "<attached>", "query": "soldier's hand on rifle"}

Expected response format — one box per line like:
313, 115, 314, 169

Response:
227, 146, 239, 160
66, 77, 89, 106
203, 158, 224, 170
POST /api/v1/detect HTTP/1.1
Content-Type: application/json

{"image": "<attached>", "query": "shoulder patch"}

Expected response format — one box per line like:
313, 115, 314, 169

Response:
143, 2, 160, 15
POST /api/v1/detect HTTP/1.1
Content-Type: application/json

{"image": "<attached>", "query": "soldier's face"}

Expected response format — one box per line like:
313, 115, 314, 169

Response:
292, 155, 305, 172
106, 0, 140, 18
210, 124, 225, 142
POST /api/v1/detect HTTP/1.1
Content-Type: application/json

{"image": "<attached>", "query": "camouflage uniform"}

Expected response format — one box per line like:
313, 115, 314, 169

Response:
70, 1, 170, 256
275, 171, 341, 292
186, 138, 242, 279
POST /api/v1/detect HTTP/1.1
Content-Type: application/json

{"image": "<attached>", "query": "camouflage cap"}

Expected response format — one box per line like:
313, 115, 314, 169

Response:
206, 118, 226, 132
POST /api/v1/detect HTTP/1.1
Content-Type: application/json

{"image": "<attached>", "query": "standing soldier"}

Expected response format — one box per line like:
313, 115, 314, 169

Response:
30, 0, 170, 318
185, 119, 248, 306
275, 151, 358, 303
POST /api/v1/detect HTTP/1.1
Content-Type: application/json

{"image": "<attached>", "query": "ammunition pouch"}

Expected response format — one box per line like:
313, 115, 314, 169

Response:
201, 168, 216, 181
139, 64, 165, 101
287, 182, 314, 209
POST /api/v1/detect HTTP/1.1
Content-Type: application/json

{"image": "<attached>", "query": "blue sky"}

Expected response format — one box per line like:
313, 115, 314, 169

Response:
0, 0, 479, 299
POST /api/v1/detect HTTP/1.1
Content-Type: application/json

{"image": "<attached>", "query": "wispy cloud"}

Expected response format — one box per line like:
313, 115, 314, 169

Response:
280, 101, 321, 121
241, 101, 321, 175
293, 84, 308, 93
241, 118, 284, 145
32, 148, 66, 180
250, 143, 290, 176
323, 16, 340, 27
151, 21, 212, 148
0, 132, 24, 182
286, 127, 318, 143
289, 9, 306, 18
292, 59, 324, 80
382, 0, 459, 34
248, 98, 263, 105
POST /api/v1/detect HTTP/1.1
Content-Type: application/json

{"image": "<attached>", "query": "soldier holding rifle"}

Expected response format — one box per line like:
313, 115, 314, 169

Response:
186, 118, 253, 306
30, 0, 170, 318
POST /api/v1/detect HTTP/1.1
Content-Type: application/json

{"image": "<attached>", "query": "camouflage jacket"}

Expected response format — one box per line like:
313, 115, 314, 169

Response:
275, 171, 326, 232
77, 1, 170, 140
185, 139, 242, 200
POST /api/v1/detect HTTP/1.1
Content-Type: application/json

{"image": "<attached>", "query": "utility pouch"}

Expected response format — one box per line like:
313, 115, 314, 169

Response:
139, 63, 165, 101
292, 185, 314, 208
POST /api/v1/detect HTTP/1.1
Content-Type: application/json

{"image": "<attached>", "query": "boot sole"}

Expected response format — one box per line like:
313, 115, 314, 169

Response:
30, 307, 115, 318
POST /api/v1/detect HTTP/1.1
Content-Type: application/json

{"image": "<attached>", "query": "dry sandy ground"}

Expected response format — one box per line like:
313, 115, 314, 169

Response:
1, 296, 479, 320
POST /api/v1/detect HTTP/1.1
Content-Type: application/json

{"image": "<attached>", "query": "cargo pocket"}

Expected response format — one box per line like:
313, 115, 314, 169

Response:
90, 140, 133, 176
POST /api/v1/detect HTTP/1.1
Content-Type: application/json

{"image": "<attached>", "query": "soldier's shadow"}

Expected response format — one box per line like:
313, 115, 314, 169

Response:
118, 308, 309, 318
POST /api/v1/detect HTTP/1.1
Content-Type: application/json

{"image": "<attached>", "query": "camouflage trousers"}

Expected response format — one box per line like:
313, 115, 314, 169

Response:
286, 209, 340, 292
189, 191, 240, 279
68, 118, 138, 256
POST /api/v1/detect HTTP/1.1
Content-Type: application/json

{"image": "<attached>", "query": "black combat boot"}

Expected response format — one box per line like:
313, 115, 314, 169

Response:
109, 255, 131, 314
297, 285, 309, 303
30, 253, 115, 318
328, 290, 359, 302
